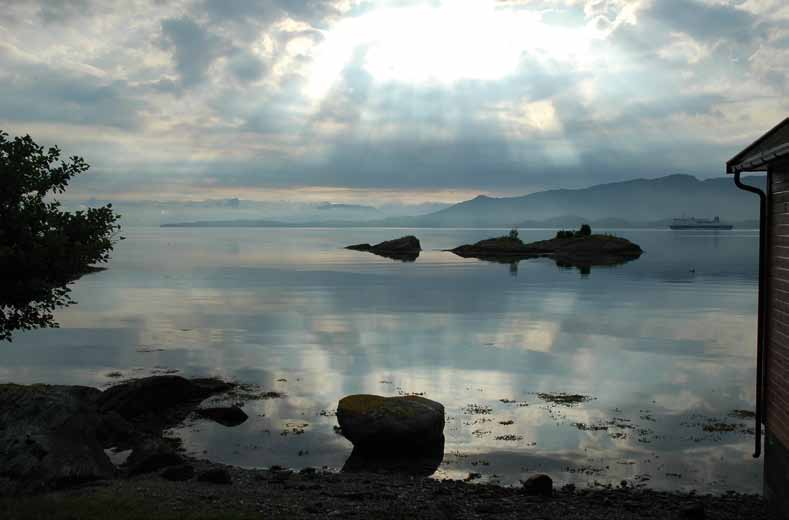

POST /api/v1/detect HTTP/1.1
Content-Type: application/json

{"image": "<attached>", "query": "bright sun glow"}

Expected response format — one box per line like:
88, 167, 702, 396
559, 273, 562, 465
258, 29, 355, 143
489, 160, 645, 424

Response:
306, 1, 597, 99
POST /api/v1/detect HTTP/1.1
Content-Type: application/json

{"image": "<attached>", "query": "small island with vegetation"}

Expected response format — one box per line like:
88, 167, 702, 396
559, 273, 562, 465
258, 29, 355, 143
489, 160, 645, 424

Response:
346, 235, 422, 262
450, 225, 643, 267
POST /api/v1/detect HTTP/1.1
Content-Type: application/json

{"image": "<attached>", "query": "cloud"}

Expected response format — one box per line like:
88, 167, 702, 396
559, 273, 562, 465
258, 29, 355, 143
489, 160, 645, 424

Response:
645, 0, 756, 43
0, 0, 785, 203
37, 0, 92, 23
227, 48, 267, 82
199, 0, 345, 30
0, 44, 145, 129
160, 16, 227, 88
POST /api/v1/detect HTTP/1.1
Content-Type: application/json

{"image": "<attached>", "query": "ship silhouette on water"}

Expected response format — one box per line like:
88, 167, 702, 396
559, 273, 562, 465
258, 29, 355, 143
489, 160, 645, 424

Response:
669, 216, 733, 230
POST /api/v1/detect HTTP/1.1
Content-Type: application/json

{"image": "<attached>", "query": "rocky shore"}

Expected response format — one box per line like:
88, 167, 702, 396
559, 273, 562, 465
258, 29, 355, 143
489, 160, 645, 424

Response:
0, 376, 234, 494
0, 378, 767, 519
1, 462, 766, 519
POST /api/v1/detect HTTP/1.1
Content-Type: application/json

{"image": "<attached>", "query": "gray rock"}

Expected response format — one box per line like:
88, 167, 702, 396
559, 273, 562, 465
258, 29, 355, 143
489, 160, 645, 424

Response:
345, 243, 373, 251
346, 236, 421, 254
336, 395, 444, 451
125, 438, 183, 475
522, 474, 553, 497
97, 376, 233, 425
346, 236, 422, 261
680, 502, 706, 519
0, 384, 115, 491
160, 464, 194, 481
197, 468, 232, 484
0, 377, 235, 494
196, 406, 248, 427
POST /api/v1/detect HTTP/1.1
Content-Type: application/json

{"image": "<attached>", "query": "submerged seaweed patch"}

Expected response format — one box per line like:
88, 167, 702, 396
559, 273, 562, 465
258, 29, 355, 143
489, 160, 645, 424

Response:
211, 384, 287, 405
729, 409, 756, 420
463, 404, 493, 415
494, 434, 523, 441
537, 393, 595, 406
575, 422, 608, 432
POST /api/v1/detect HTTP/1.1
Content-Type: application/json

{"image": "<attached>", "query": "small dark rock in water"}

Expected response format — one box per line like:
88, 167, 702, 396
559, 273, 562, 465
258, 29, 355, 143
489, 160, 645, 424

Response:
126, 438, 183, 475
680, 502, 706, 519
346, 243, 373, 251
522, 474, 553, 497
160, 464, 195, 481
346, 236, 421, 262
196, 405, 248, 427
197, 468, 232, 485
336, 394, 444, 451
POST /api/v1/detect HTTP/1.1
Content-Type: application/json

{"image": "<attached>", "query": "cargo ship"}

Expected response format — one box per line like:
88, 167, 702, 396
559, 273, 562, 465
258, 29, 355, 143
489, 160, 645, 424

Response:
669, 216, 733, 230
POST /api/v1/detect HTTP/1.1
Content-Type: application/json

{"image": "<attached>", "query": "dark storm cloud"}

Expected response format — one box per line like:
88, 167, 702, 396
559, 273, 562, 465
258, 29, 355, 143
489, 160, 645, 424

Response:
176, 130, 731, 194
227, 48, 268, 82
0, 49, 145, 129
160, 16, 227, 88
37, 0, 92, 23
645, 0, 756, 42
177, 29, 743, 194
200, 0, 343, 28
773, 35, 789, 48
611, 93, 726, 122
0, 0, 97, 24
0, 0, 785, 200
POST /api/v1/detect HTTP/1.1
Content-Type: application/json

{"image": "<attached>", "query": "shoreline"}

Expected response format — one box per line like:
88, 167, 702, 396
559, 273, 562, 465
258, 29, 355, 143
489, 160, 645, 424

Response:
1, 458, 766, 519
0, 377, 767, 518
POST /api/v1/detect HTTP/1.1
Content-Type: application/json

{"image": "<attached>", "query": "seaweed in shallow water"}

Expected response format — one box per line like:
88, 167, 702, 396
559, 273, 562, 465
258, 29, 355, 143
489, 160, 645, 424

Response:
536, 393, 595, 406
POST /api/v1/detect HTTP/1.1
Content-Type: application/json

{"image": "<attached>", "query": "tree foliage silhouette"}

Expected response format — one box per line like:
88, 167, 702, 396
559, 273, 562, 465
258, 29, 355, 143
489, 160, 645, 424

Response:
0, 131, 121, 341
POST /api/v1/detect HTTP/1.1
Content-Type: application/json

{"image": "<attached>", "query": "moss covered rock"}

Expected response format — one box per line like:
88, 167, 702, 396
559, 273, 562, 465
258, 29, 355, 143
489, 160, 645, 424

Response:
337, 395, 444, 452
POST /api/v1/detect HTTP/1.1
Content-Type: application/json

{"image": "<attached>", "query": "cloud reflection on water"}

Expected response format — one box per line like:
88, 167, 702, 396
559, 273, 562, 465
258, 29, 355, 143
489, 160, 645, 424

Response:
0, 228, 762, 492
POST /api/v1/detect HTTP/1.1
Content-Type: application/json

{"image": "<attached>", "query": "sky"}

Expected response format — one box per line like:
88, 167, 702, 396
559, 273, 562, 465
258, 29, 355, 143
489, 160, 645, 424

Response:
1, 0, 788, 206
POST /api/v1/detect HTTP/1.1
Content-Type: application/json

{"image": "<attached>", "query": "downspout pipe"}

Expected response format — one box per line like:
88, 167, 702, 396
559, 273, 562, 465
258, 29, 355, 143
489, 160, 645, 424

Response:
734, 171, 767, 458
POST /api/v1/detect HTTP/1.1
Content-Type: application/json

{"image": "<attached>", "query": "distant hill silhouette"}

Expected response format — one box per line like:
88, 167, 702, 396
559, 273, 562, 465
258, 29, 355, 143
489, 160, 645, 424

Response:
380, 174, 765, 228
317, 203, 380, 213
162, 174, 765, 229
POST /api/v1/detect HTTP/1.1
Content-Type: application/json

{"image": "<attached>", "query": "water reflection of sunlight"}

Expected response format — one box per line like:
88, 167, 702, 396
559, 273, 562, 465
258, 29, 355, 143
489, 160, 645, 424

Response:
1, 228, 763, 492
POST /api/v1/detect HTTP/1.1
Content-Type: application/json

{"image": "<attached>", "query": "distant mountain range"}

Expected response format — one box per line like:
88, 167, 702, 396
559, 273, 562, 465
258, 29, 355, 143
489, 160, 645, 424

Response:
162, 174, 766, 229
316, 203, 380, 213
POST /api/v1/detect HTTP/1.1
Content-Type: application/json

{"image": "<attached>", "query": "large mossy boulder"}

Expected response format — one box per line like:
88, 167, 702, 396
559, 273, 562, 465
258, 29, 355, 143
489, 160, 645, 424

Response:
336, 395, 444, 452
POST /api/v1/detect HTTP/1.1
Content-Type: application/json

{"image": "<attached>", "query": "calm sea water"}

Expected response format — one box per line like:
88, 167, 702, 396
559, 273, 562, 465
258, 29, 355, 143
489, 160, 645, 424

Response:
0, 227, 763, 492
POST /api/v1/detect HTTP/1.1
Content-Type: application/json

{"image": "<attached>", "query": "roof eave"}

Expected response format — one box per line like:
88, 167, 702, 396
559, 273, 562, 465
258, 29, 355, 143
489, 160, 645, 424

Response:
726, 117, 789, 174
727, 141, 789, 174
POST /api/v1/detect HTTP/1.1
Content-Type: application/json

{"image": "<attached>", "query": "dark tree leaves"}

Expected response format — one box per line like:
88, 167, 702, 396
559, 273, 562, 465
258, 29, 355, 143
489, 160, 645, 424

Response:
0, 131, 121, 341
